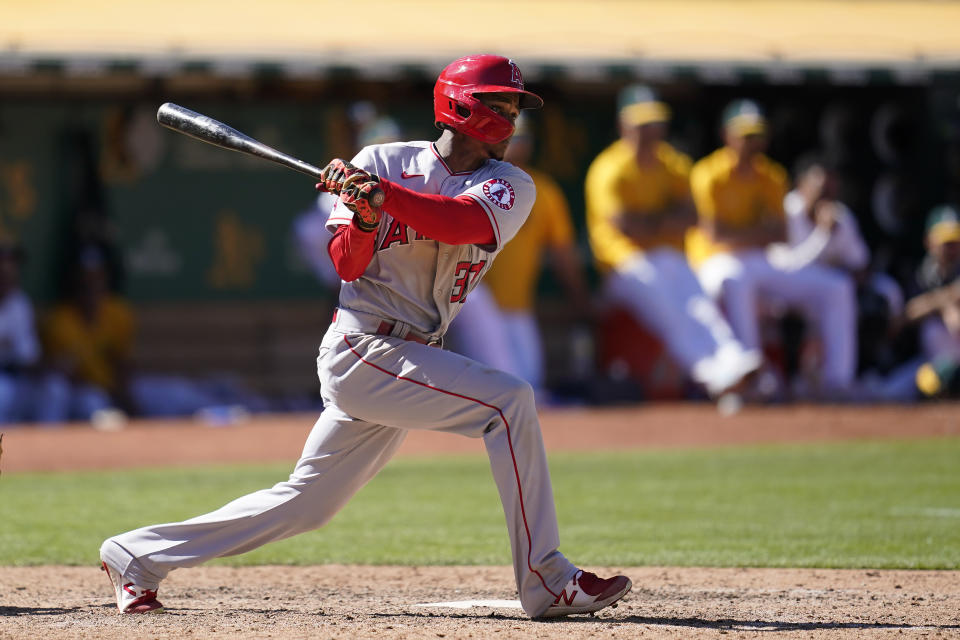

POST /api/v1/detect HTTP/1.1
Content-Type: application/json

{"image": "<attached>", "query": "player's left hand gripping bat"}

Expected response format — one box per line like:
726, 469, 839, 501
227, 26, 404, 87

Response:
156, 102, 385, 207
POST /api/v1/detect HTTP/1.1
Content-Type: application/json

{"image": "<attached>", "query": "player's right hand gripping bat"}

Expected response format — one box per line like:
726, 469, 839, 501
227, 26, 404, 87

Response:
156, 102, 385, 208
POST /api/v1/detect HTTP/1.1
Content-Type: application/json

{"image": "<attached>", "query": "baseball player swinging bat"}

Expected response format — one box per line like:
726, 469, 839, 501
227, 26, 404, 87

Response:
156, 102, 385, 207
101, 57, 632, 620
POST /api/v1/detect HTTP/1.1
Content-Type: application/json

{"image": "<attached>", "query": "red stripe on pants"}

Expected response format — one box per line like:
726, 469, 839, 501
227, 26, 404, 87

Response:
343, 336, 557, 599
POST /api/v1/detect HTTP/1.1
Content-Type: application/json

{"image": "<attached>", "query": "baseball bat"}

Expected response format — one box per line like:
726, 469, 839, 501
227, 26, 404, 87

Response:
156, 102, 385, 208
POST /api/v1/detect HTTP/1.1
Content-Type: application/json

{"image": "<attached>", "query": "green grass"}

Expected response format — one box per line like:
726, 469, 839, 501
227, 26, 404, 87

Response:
2, 438, 958, 569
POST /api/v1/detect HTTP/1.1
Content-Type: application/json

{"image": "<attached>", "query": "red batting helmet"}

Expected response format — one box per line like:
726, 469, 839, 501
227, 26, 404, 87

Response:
434, 55, 543, 144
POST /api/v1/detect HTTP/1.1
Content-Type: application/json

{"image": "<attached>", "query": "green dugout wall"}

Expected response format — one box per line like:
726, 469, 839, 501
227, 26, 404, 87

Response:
0, 72, 956, 304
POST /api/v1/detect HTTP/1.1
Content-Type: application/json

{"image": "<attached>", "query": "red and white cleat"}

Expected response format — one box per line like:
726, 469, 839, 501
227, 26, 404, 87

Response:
101, 561, 164, 614
540, 569, 632, 618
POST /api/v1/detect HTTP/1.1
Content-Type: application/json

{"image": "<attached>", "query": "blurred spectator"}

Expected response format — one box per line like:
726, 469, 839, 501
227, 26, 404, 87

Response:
583, 85, 759, 398
448, 113, 590, 400
41, 244, 135, 420
687, 100, 858, 399
776, 153, 905, 377
905, 205, 960, 398
41, 244, 234, 422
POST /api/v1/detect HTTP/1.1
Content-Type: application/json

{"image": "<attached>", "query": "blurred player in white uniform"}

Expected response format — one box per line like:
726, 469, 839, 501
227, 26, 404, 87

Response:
99, 55, 631, 619
687, 101, 858, 398
774, 153, 905, 391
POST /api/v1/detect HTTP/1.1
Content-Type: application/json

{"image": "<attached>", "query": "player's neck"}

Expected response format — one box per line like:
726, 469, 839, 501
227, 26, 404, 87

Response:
729, 148, 756, 176
434, 131, 490, 173
628, 140, 658, 166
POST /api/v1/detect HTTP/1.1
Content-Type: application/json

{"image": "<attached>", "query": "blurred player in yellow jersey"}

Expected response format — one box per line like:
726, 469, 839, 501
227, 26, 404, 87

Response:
585, 85, 760, 397
687, 100, 857, 397
449, 114, 589, 399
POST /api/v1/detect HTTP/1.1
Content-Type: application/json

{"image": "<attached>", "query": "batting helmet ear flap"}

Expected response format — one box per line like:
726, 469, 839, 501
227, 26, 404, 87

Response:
434, 54, 542, 144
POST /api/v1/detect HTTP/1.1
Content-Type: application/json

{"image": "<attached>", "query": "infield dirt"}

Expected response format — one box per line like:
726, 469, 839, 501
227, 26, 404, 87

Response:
2, 402, 958, 639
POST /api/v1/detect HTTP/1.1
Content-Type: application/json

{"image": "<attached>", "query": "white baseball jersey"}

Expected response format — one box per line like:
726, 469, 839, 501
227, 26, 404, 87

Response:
782, 191, 869, 271
698, 191, 862, 390
326, 141, 535, 339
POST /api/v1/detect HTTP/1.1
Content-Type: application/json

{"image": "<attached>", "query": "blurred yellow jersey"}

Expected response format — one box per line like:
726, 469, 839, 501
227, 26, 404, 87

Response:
686, 147, 788, 267
483, 166, 575, 312
584, 139, 691, 272
43, 296, 134, 392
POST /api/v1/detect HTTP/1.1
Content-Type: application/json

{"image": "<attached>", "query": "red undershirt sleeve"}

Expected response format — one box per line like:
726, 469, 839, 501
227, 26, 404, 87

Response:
327, 219, 378, 282
379, 179, 495, 246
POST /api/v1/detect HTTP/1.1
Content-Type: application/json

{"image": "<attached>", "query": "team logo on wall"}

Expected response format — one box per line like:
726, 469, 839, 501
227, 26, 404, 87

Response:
482, 179, 515, 211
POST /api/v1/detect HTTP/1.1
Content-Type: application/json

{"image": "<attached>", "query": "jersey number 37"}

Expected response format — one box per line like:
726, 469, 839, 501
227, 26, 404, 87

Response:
450, 260, 487, 303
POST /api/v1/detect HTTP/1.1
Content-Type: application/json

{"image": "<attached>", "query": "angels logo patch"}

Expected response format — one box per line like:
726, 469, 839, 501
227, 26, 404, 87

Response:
482, 179, 516, 211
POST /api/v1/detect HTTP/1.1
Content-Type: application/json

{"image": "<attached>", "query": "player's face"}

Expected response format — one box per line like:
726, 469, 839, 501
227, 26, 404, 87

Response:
635, 122, 666, 150
798, 165, 827, 195
932, 239, 960, 271
726, 131, 767, 157
477, 93, 521, 160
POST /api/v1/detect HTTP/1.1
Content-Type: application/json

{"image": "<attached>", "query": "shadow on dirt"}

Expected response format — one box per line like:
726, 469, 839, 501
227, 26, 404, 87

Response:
0, 606, 81, 616
623, 616, 960, 632
373, 611, 959, 632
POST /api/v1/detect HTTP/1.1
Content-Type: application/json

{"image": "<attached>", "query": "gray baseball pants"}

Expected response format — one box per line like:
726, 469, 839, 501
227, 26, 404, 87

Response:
101, 319, 577, 617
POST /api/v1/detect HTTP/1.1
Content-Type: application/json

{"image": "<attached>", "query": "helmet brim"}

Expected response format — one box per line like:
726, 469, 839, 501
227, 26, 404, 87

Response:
471, 85, 543, 110
519, 91, 544, 110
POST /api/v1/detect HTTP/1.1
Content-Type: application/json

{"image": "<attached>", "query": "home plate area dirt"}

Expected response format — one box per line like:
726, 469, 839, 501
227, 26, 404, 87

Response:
2, 565, 959, 639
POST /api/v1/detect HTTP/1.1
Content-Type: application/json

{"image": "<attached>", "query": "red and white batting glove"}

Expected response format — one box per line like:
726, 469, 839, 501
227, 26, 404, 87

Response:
316, 158, 374, 195
341, 177, 383, 232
